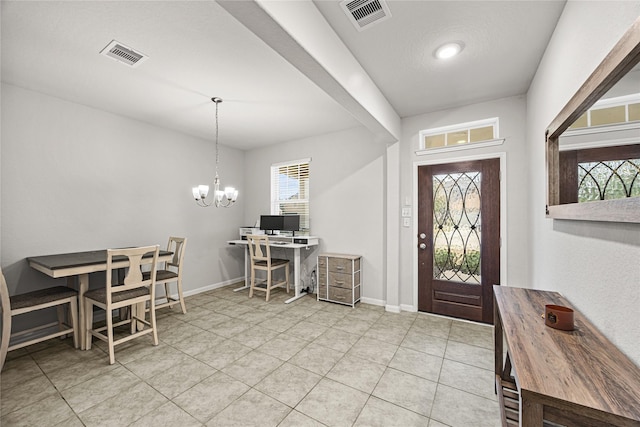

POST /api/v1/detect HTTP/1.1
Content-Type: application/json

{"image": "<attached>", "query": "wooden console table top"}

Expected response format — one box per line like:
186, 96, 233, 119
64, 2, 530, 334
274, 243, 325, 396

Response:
494, 286, 640, 426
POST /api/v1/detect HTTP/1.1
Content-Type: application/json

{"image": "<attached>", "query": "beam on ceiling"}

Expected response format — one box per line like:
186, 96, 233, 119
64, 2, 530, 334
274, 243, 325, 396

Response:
217, 0, 401, 144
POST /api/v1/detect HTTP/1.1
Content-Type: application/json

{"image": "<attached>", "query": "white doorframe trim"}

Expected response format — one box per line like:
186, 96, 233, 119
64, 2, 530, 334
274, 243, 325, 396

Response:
411, 152, 507, 312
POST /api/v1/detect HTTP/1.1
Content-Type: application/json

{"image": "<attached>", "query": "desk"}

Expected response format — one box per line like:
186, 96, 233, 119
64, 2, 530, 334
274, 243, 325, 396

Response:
228, 238, 318, 304
28, 249, 173, 350
493, 286, 640, 426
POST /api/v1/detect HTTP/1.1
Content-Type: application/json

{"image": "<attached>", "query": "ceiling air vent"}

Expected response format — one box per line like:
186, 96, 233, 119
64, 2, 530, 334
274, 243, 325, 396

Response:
100, 40, 148, 68
340, 0, 391, 32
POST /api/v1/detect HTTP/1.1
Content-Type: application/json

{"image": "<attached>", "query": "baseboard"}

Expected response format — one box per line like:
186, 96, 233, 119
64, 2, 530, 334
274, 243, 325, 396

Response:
360, 297, 385, 307
385, 304, 401, 313
182, 277, 245, 297
401, 304, 417, 312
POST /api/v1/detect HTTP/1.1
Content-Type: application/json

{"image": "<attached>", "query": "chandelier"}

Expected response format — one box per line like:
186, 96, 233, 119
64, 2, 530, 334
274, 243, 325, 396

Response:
192, 97, 238, 208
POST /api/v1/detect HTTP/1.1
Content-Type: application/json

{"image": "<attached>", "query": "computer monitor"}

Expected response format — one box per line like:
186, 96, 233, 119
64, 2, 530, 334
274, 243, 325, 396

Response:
259, 215, 300, 235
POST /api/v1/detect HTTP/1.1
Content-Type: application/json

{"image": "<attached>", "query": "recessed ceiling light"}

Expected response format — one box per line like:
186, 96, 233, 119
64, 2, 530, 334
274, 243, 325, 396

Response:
435, 42, 464, 60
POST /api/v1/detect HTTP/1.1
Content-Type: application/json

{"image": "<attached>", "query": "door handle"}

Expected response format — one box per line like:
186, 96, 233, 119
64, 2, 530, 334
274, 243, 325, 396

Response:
419, 243, 427, 250
419, 233, 426, 239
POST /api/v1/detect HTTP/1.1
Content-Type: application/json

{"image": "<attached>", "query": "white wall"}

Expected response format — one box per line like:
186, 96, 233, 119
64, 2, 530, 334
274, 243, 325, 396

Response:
527, 1, 640, 364
399, 96, 529, 309
242, 126, 388, 303
1, 84, 246, 318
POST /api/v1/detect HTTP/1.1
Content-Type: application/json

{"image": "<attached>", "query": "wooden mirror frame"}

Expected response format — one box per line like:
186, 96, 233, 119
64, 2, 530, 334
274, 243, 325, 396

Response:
546, 16, 640, 223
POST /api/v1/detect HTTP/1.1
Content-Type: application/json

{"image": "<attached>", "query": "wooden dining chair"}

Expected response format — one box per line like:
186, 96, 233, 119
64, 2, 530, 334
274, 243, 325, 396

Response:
143, 236, 187, 314
246, 235, 290, 302
0, 268, 78, 371
84, 245, 159, 365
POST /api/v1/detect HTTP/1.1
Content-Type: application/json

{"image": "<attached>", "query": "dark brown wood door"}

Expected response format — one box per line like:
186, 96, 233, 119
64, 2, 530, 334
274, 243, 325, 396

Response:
417, 159, 500, 324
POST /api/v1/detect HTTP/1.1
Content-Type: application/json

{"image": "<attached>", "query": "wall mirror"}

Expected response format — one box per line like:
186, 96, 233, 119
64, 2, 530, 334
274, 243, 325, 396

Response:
546, 16, 640, 223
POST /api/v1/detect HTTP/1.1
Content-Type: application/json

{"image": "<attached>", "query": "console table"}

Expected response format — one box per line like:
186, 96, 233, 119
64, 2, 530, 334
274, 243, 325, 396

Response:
493, 286, 640, 426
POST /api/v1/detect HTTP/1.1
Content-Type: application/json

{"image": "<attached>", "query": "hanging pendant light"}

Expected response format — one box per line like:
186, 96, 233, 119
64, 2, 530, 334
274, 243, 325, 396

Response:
192, 97, 238, 208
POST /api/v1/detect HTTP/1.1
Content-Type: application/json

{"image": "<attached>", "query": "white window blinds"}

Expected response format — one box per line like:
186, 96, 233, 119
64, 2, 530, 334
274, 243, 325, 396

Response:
271, 158, 310, 231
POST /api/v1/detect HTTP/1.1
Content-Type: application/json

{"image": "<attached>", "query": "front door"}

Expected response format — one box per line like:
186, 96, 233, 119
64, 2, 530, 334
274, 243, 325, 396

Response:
417, 159, 500, 324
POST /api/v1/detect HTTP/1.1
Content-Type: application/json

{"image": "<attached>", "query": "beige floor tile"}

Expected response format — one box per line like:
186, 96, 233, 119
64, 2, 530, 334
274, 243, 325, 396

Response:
170, 330, 226, 356
157, 321, 205, 345
129, 401, 203, 427
401, 329, 449, 357
78, 381, 168, 427
428, 420, 450, 427
61, 366, 140, 413
389, 347, 443, 382
221, 350, 283, 386
257, 333, 309, 361
168, 304, 210, 322
0, 373, 58, 415
430, 384, 500, 427
258, 314, 299, 333
296, 378, 369, 427
354, 396, 431, 427
1, 355, 43, 391
372, 367, 437, 417
212, 303, 254, 318
229, 324, 280, 349
30, 343, 104, 374
364, 322, 410, 345
444, 339, 494, 371
211, 319, 253, 338
54, 414, 85, 427
410, 315, 452, 340
305, 309, 345, 327
437, 359, 497, 401
448, 320, 493, 350
172, 371, 249, 423
312, 327, 360, 353
347, 337, 399, 366
346, 307, 383, 323
289, 342, 344, 376
146, 356, 217, 399
1, 393, 74, 427
277, 409, 326, 427
193, 338, 252, 370
286, 321, 328, 342
255, 362, 322, 407
186, 312, 234, 330
124, 344, 193, 379
240, 309, 277, 324
45, 354, 120, 391
206, 388, 290, 427
332, 316, 374, 336
326, 355, 386, 394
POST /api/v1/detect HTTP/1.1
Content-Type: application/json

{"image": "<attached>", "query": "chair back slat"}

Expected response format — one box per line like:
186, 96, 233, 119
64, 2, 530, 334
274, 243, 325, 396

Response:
247, 235, 271, 264
167, 237, 187, 271
106, 246, 159, 303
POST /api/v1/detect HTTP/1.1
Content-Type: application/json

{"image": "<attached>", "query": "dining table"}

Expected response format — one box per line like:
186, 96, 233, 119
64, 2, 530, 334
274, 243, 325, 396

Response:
27, 248, 173, 350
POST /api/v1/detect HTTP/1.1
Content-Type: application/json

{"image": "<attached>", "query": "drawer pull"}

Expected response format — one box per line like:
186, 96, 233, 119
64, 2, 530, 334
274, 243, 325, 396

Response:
335, 281, 344, 285
336, 266, 344, 270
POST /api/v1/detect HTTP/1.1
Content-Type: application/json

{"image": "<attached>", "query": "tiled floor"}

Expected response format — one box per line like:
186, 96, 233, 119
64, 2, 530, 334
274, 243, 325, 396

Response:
1, 284, 501, 426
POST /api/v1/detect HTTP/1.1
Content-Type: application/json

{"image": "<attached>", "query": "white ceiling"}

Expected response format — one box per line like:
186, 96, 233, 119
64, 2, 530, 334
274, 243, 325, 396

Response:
1, 1, 566, 150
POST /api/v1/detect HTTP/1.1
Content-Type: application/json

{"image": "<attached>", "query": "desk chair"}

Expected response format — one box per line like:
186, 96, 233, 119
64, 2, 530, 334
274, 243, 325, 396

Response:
143, 236, 187, 314
0, 268, 78, 371
84, 245, 159, 365
246, 235, 289, 302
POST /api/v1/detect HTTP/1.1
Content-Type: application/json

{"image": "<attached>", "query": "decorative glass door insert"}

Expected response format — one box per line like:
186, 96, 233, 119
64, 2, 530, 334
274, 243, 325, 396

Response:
432, 172, 481, 284
578, 158, 640, 202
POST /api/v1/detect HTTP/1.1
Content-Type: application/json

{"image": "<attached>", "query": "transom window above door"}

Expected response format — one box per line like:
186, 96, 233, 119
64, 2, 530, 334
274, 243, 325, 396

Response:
417, 118, 502, 155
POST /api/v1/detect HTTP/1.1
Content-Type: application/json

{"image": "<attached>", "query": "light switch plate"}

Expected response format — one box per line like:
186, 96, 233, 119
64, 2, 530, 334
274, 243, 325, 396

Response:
403, 217, 410, 227
401, 207, 411, 217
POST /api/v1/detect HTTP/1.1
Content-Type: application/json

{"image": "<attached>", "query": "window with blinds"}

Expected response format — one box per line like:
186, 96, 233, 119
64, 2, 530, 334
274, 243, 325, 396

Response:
271, 158, 310, 232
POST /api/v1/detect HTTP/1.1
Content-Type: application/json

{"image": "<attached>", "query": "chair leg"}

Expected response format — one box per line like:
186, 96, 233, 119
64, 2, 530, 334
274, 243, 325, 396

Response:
150, 302, 158, 346
106, 309, 115, 365
266, 270, 272, 302
56, 305, 65, 338
176, 278, 187, 314
249, 268, 255, 299
130, 304, 137, 335
84, 299, 93, 351
70, 298, 79, 349
164, 283, 171, 305
0, 309, 11, 371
